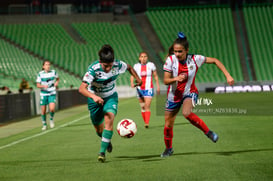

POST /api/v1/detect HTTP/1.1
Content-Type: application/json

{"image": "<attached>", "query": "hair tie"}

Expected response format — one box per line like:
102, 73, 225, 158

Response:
177, 32, 186, 39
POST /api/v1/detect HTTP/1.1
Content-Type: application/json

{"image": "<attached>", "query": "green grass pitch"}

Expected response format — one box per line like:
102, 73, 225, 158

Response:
0, 92, 273, 181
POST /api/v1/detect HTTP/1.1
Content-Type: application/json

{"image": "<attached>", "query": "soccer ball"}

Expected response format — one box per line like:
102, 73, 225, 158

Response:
117, 119, 137, 138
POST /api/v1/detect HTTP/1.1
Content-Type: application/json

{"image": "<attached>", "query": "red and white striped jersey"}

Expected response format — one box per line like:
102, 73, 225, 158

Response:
163, 54, 206, 102
133, 62, 156, 90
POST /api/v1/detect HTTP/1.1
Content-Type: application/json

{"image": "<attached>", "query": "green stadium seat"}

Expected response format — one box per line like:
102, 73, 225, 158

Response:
0, 22, 143, 87
243, 5, 273, 81
146, 6, 243, 83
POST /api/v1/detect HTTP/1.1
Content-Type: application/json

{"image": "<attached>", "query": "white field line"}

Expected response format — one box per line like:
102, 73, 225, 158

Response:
0, 115, 89, 150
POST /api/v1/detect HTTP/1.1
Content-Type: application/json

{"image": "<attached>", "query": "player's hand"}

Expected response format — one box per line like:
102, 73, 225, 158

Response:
156, 87, 160, 95
134, 79, 142, 87
226, 75, 234, 86
93, 96, 104, 105
176, 73, 187, 82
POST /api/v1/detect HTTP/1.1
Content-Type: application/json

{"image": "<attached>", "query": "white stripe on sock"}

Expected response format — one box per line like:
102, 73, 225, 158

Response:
102, 137, 110, 143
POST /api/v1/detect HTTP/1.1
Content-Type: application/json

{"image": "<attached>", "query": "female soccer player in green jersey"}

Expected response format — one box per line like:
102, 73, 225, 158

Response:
79, 44, 142, 163
36, 60, 59, 131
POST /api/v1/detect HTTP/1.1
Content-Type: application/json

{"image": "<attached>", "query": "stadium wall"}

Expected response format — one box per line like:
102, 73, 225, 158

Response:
0, 89, 85, 124
0, 93, 32, 123
0, 86, 137, 124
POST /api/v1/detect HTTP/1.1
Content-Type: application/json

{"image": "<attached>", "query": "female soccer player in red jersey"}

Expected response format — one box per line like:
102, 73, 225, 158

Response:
130, 52, 160, 128
161, 32, 234, 157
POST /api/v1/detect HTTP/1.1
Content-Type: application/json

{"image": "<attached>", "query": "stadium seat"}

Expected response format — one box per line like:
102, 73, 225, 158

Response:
243, 5, 273, 81
146, 6, 244, 83
0, 22, 142, 87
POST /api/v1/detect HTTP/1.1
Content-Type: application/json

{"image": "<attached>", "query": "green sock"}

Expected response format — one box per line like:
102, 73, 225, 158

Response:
41, 114, 46, 126
100, 130, 113, 153
49, 112, 54, 121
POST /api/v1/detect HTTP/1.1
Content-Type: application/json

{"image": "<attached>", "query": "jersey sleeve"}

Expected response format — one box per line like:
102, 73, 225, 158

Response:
194, 55, 206, 67
163, 57, 172, 72
82, 67, 95, 85
133, 63, 137, 71
55, 70, 59, 79
118, 60, 128, 74
36, 73, 41, 83
150, 62, 156, 71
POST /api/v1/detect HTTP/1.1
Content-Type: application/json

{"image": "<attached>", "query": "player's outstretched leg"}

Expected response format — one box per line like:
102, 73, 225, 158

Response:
107, 142, 113, 153
161, 126, 174, 157
98, 152, 106, 163
41, 114, 47, 131
98, 129, 113, 162
49, 112, 55, 128
206, 130, 219, 143
161, 148, 174, 158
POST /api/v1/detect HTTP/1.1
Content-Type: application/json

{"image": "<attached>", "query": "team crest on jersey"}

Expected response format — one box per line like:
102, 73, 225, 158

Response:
96, 72, 104, 78
141, 71, 147, 76
190, 66, 194, 70
111, 68, 118, 75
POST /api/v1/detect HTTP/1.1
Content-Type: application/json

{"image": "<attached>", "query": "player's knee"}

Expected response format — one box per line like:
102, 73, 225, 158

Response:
182, 110, 191, 118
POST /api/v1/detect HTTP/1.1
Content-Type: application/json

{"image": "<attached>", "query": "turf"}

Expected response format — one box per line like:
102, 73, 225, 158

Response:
0, 92, 273, 181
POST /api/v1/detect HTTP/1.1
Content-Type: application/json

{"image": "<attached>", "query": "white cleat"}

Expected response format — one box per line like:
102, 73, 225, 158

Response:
50, 121, 55, 128
42, 125, 47, 131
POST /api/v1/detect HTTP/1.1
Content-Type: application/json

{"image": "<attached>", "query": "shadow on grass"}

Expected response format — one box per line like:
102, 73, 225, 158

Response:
2, 148, 272, 165
147, 122, 190, 129
115, 147, 273, 162
66, 123, 91, 127
0, 157, 92, 166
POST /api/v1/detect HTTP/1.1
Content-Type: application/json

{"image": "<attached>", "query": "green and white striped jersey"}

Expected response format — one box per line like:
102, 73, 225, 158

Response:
82, 60, 127, 98
36, 70, 59, 96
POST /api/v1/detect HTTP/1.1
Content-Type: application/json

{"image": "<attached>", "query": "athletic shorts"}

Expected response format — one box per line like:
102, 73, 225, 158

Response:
165, 93, 198, 111
136, 88, 154, 98
87, 92, 118, 126
40, 94, 56, 106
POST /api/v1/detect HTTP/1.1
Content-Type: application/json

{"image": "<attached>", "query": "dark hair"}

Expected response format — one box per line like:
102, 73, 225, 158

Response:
99, 44, 114, 63
167, 32, 189, 57
42, 60, 50, 70
138, 51, 148, 63
139, 51, 148, 57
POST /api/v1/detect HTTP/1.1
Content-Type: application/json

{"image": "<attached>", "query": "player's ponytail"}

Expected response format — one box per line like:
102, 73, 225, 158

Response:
99, 44, 115, 63
175, 32, 189, 50
177, 32, 187, 40
166, 32, 189, 58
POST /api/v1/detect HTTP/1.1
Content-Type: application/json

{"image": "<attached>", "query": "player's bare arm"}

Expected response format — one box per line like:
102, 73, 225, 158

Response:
36, 83, 48, 89
127, 64, 142, 87
130, 75, 135, 88
163, 71, 187, 85
205, 57, 235, 86
54, 77, 60, 87
79, 82, 104, 105
153, 70, 160, 94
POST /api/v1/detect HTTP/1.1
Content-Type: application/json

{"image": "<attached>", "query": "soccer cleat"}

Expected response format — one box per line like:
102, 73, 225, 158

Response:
49, 121, 55, 128
144, 124, 149, 128
206, 130, 219, 143
98, 152, 106, 163
107, 142, 113, 153
41, 125, 47, 131
161, 148, 174, 158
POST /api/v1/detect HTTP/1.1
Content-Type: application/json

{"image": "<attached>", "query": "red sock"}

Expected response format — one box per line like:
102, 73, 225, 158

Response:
141, 112, 145, 123
144, 111, 151, 124
164, 126, 173, 149
185, 112, 209, 134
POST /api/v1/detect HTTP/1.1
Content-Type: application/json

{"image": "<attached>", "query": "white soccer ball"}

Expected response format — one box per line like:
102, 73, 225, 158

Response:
117, 118, 137, 138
